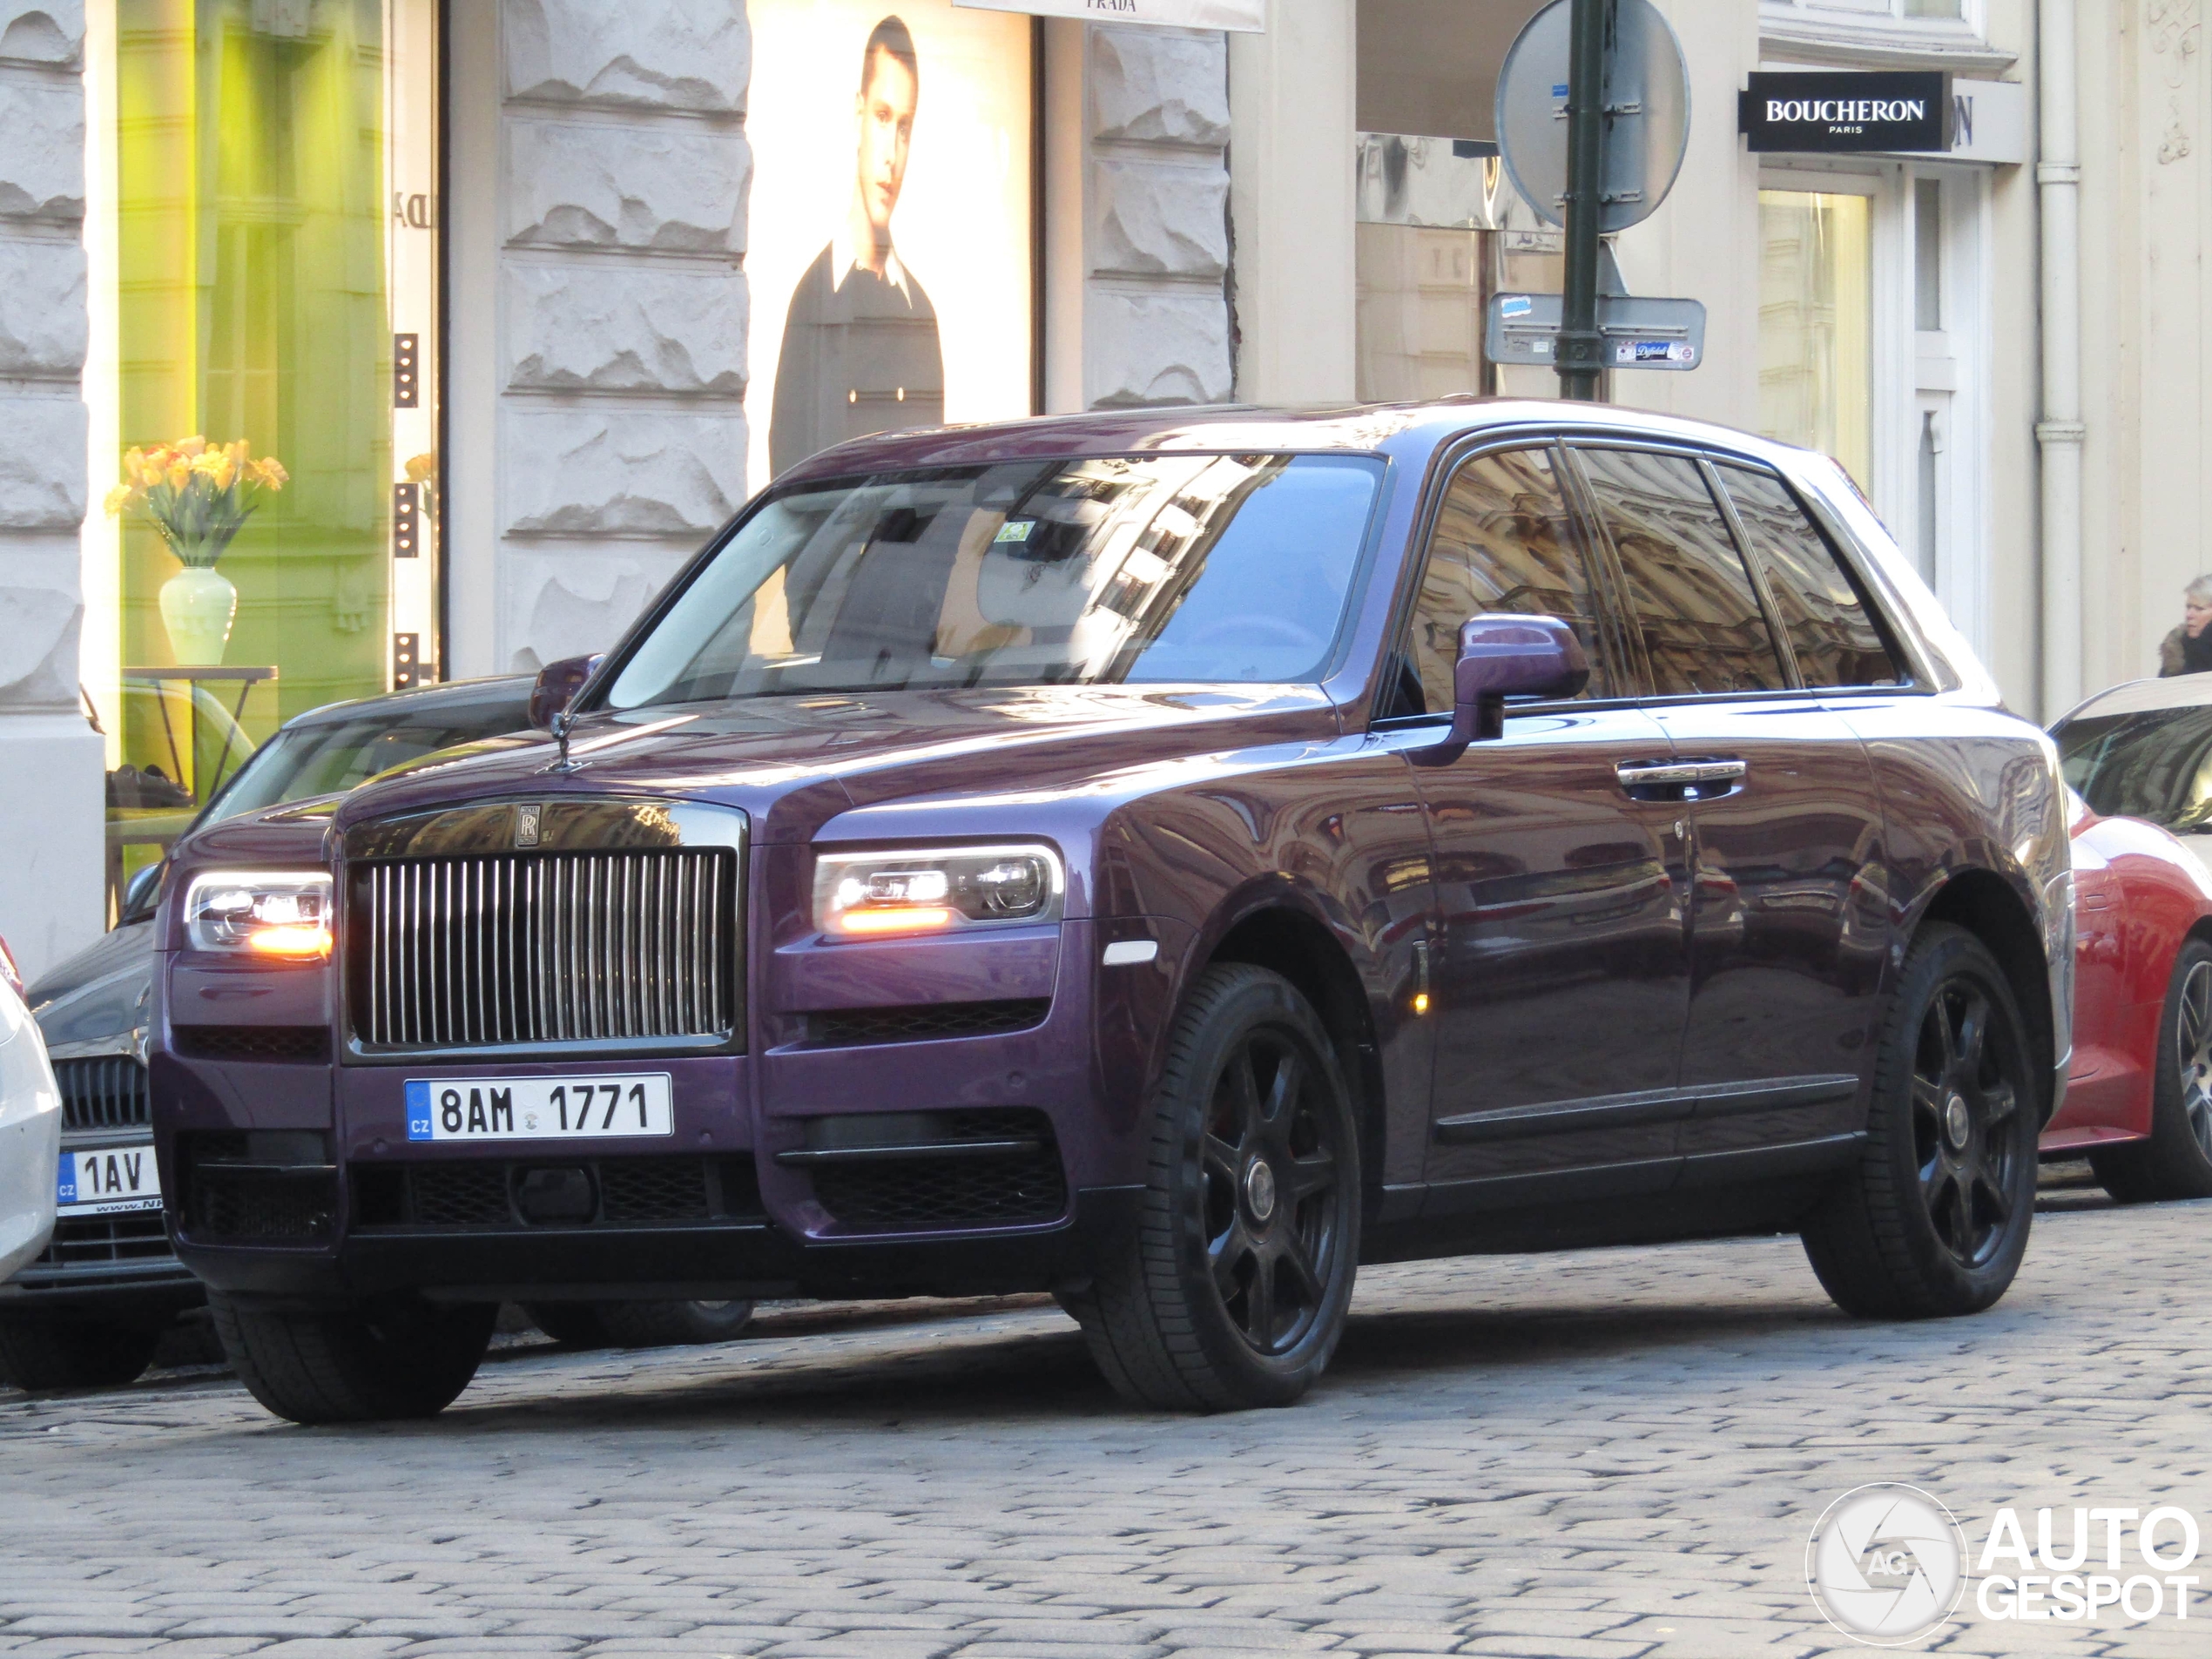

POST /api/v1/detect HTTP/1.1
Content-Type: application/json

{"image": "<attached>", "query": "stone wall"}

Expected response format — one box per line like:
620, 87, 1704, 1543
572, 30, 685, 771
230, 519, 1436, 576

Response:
0, 0, 100, 976
1084, 24, 1231, 407
494, 0, 751, 673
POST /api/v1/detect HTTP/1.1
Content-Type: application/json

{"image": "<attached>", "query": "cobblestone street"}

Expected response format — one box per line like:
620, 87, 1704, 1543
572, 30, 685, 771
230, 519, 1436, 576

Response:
3, 1196, 2209, 1659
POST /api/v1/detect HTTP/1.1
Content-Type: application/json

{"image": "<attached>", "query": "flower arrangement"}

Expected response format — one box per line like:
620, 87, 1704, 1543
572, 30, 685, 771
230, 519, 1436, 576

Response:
404, 449, 438, 524
105, 437, 288, 569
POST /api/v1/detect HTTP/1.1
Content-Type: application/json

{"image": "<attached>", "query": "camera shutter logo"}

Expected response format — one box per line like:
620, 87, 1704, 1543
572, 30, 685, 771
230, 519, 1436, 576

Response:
1805, 1484, 1966, 1646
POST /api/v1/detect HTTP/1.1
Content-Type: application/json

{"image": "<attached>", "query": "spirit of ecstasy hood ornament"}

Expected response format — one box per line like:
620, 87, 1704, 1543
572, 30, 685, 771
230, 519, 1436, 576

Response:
549, 708, 580, 773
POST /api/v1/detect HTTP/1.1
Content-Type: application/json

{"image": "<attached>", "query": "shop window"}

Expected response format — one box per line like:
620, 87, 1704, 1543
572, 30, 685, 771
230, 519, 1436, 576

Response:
85, 0, 441, 908
1757, 189, 1873, 496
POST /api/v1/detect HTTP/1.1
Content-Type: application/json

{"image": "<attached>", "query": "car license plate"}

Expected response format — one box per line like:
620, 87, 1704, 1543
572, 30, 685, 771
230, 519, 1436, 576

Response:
57, 1143, 162, 1216
404, 1074, 675, 1143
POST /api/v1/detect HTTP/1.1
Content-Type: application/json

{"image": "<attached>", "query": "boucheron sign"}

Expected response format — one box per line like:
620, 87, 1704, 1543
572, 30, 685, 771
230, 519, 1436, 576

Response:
954, 0, 1266, 30
1739, 71, 1953, 153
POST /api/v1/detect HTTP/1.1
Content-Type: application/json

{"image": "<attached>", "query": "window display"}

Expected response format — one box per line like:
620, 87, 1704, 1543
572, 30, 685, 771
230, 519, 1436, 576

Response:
83, 0, 440, 904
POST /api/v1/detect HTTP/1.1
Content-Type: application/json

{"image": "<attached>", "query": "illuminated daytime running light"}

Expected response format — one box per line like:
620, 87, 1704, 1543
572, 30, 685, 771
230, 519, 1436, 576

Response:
813, 844, 1064, 940
185, 870, 334, 960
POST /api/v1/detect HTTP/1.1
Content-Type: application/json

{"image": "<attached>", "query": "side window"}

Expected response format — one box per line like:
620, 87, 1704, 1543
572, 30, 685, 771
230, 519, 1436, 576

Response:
1399, 446, 1611, 715
1716, 464, 1905, 688
1575, 448, 1788, 698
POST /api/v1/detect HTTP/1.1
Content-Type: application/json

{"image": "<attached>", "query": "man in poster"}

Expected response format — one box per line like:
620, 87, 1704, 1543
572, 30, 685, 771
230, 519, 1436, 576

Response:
768, 16, 946, 477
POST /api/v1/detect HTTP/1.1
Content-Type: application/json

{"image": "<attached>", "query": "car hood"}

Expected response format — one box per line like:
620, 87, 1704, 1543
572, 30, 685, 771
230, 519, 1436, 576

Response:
30, 920, 155, 1057
331, 684, 1343, 844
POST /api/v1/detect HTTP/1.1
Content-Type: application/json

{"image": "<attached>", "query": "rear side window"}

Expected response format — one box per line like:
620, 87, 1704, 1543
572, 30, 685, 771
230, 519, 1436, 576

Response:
1716, 465, 1902, 688
1400, 446, 1612, 714
1574, 448, 1787, 698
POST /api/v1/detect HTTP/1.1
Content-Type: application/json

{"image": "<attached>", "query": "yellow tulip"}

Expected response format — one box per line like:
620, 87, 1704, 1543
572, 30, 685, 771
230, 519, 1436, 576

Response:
177, 435, 206, 458
123, 446, 145, 475
165, 461, 190, 491
251, 456, 289, 490
103, 483, 134, 516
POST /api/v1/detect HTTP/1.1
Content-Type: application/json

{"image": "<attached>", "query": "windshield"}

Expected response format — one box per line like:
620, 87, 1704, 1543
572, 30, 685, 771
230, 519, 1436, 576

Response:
605, 454, 1385, 710
204, 700, 533, 825
2057, 705, 2212, 833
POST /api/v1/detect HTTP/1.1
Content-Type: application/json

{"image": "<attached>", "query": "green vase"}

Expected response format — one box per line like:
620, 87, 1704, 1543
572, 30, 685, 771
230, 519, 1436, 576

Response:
158, 564, 238, 666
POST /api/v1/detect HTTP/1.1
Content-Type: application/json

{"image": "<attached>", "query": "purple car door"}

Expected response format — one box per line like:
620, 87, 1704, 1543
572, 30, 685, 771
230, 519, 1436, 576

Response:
1385, 444, 1692, 1201
1568, 446, 1889, 1166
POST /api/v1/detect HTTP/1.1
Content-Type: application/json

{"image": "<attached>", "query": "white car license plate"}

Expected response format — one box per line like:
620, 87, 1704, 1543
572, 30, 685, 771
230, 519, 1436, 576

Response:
404, 1074, 674, 1143
57, 1143, 162, 1216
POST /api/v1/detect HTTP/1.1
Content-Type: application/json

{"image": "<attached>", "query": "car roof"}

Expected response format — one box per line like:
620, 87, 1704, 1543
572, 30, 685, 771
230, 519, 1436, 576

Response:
770, 397, 1836, 489
2055, 674, 2212, 727
282, 673, 535, 732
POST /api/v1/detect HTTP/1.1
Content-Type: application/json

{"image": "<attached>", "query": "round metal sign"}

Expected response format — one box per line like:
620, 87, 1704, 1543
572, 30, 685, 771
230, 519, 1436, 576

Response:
1494, 0, 1691, 233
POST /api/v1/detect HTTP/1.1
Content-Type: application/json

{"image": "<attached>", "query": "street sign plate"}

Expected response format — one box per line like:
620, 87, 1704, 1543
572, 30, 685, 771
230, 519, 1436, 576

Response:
1494, 0, 1691, 233
1485, 293, 1707, 370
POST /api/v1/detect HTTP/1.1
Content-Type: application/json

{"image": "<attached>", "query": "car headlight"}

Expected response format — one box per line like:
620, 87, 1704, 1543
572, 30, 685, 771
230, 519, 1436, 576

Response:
185, 870, 334, 959
813, 844, 1064, 938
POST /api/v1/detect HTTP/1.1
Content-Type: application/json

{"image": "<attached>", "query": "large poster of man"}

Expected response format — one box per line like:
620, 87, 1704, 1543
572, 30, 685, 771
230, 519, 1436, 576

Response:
750, 3, 1034, 487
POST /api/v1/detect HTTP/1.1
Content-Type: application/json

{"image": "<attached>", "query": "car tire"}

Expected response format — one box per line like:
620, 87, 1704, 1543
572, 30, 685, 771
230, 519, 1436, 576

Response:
1062, 963, 1359, 1412
523, 1299, 757, 1349
1802, 922, 2040, 1319
0, 1314, 162, 1391
2089, 938, 2212, 1204
209, 1291, 496, 1425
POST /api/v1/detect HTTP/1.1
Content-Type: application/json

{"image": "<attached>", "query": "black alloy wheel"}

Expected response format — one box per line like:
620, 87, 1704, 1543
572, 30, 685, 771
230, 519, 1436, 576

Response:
1199, 1028, 1344, 1358
1803, 922, 2040, 1319
1061, 964, 1360, 1412
2092, 939, 2212, 1202
1911, 975, 2025, 1269
2175, 954, 2212, 1162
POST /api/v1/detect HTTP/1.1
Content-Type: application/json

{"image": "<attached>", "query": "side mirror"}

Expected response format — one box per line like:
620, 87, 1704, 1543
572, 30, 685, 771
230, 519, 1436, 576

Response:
121, 860, 166, 925
529, 653, 604, 732
1410, 614, 1588, 768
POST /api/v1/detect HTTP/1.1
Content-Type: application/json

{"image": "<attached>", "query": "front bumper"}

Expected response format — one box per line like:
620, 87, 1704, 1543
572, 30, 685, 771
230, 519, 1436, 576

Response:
179, 1184, 1139, 1308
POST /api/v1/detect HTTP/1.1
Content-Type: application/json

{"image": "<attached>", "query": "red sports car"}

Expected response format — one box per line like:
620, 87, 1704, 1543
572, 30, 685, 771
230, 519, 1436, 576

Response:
2042, 745, 2212, 1198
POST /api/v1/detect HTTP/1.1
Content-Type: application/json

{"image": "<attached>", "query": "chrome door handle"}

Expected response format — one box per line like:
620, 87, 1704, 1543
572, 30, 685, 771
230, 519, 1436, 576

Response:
1615, 759, 1748, 801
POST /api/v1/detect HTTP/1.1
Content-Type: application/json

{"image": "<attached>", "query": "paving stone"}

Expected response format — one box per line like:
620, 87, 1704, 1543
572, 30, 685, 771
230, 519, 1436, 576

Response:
3, 1204, 2208, 1658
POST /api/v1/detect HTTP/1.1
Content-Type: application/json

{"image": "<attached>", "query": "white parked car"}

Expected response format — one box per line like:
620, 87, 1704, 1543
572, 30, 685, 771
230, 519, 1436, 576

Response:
0, 935, 62, 1285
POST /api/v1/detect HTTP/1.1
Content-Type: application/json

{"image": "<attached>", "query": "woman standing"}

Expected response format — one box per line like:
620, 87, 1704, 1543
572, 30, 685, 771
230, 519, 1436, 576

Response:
2159, 576, 2212, 676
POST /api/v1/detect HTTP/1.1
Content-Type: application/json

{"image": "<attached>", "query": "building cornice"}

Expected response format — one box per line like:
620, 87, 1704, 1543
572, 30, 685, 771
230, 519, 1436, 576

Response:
1760, 13, 2019, 78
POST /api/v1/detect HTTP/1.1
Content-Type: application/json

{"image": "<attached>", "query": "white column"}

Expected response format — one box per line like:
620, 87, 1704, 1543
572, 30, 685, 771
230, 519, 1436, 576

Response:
0, 0, 103, 979
2036, 0, 2084, 719
1228, 0, 1355, 402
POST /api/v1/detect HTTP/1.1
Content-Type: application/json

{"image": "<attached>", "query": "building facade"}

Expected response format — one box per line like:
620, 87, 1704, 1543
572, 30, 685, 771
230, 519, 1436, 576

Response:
0, 0, 2205, 979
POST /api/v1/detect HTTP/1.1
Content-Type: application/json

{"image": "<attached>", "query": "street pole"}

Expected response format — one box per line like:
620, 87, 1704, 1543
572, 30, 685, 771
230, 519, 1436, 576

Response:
1556, 0, 1611, 401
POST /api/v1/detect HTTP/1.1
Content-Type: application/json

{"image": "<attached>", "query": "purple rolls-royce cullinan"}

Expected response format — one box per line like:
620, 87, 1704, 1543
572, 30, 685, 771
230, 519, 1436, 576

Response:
149, 401, 2074, 1422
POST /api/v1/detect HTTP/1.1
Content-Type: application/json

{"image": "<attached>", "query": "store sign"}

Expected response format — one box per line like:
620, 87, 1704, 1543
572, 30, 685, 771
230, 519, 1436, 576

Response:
955, 0, 1264, 29
1899, 78, 2027, 165
750, 3, 1036, 487
1739, 71, 1952, 153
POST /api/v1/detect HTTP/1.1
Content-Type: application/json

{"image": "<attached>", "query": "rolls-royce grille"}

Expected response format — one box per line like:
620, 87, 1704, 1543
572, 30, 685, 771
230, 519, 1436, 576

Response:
350, 850, 738, 1050
54, 1055, 151, 1130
